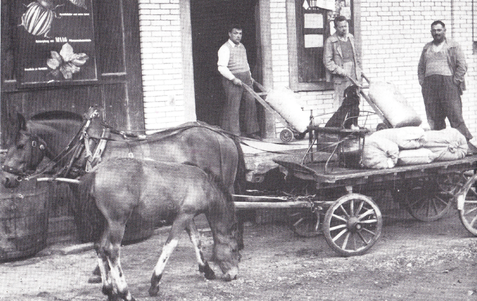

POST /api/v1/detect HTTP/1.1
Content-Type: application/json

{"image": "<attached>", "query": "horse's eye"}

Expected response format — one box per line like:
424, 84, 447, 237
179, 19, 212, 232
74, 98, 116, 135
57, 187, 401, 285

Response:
17, 144, 24, 150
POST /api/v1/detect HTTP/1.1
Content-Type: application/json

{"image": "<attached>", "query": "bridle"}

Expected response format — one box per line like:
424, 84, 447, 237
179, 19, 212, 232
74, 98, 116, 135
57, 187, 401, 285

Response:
2, 108, 106, 181
2, 134, 48, 177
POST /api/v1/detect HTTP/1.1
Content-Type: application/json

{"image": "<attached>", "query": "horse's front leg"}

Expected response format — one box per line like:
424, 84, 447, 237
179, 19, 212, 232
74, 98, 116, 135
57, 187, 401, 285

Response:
149, 214, 190, 297
186, 219, 215, 279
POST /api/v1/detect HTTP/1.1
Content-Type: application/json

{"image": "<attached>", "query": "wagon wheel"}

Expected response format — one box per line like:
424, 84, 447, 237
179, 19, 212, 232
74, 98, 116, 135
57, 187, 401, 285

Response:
288, 208, 321, 237
457, 172, 477, 236
323, 193, 382, 256
398, 174, 461, 222
280, 128, 294, 143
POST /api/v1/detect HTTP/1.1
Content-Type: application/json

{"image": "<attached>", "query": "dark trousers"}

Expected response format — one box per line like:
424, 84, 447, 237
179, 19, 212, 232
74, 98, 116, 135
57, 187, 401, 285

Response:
221, 72, 259, 136
422, 75, 473, 140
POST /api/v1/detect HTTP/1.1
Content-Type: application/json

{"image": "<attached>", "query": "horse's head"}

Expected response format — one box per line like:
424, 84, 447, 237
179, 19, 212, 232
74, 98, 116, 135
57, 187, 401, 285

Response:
213, 222, 241, 281
2, 114, 47, 188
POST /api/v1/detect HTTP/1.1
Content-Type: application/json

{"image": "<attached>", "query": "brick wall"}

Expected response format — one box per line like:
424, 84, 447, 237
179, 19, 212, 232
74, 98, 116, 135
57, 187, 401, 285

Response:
359, 0, 477, 137
138, 0, 190, 132
269, 0, 477, 139
136, 0, 477, 139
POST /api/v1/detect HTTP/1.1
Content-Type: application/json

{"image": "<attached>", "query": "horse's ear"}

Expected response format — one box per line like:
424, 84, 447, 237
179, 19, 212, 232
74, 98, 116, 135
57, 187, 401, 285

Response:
17, 113, 27, 131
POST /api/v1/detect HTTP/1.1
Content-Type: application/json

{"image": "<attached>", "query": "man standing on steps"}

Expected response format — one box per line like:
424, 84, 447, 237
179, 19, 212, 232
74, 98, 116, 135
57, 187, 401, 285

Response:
217, 24, 261, 140
418, 20, 476, 155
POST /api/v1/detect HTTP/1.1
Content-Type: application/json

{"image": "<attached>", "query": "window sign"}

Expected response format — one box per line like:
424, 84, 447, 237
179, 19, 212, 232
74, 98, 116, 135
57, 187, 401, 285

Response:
15, 0, 97, 86
304, 34, 323, 48
304, 14, 323, 29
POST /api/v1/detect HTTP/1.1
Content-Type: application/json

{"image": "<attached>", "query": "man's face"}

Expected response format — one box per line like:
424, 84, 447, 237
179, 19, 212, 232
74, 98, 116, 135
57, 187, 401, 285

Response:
335, 20, 348, 37
229, 28, 242, 45
431, 24, 446, 43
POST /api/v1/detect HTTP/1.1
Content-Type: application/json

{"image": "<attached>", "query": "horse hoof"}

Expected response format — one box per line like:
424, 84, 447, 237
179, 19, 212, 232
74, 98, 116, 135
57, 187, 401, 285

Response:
148, 286, 160, 297
88, 275, 102, 283
204, 270, 216, 280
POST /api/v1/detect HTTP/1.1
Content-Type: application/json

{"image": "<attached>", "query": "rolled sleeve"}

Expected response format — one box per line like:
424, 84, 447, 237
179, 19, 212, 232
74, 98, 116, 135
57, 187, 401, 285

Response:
217, 44, 235, 80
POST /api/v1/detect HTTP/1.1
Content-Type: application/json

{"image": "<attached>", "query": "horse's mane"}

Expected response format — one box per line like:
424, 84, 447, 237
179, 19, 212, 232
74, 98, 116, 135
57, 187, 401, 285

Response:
31, 111, 83, 122
145, 121, 232, 142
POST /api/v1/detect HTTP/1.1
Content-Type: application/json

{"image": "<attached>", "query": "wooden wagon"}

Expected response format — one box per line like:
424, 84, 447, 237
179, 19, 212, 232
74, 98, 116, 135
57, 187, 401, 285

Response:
234, 125, 477, 257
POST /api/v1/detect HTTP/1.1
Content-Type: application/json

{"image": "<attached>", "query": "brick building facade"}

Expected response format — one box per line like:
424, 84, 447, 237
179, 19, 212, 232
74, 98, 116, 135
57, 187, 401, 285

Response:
138, 0, 477, 139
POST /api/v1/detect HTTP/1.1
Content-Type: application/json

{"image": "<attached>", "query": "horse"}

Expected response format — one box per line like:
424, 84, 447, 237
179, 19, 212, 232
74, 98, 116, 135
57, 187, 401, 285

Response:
1, 108, 249, 283
1, 108, 248, 246
82, 157, 240, 300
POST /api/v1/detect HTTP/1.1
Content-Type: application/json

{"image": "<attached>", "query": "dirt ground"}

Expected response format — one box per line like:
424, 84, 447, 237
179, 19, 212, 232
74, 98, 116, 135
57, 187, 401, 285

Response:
1, 204, 477, 301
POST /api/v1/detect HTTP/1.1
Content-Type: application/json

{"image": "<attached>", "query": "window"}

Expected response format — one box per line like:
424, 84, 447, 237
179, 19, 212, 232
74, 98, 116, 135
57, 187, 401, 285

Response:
288, 0, 354, 91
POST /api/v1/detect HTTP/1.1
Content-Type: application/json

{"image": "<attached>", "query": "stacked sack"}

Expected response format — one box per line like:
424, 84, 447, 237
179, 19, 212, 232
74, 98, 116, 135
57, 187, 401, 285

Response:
361, 127, 468, 169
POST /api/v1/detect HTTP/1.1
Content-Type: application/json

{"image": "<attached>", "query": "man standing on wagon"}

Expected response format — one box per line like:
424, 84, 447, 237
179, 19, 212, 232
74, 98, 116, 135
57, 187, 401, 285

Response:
323, 16, 362, 110
418, 20, 476, 154
217, 24, 261, 140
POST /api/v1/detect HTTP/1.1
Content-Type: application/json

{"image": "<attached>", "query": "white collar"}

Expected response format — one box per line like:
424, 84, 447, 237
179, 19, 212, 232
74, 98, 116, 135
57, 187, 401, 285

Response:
228, 40, 241, 47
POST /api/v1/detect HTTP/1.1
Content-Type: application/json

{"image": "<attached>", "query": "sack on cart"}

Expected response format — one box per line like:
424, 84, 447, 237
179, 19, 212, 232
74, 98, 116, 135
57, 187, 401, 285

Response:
421, 128, 468, 161
368, 82, 422, 128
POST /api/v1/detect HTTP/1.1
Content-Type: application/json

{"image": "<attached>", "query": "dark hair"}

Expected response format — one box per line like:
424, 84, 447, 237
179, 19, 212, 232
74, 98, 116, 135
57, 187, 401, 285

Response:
334, 16, 348, 27
431, 20, 445, 28
228, 24, 243, 33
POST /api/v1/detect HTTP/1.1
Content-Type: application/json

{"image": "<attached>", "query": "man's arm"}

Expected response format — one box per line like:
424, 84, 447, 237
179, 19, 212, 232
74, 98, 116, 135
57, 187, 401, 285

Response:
453, 43, 467, 85
417, 46, 427, 86
217, 45, 235, 80
323, 37, 346, 76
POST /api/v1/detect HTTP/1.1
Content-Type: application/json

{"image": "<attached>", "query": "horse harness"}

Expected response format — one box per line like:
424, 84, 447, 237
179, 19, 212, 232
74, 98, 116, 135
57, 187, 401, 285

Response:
2, 134, 48, 177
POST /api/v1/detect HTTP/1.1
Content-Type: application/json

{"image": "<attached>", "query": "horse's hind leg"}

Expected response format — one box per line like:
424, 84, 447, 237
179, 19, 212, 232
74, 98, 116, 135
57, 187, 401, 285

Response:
106, 222, 135, 301
149, 214, 191, 297
95, 226, 114, 297
186, 219, 215, 280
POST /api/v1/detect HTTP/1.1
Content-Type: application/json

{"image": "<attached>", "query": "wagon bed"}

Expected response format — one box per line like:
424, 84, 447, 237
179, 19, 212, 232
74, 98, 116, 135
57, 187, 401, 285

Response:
274, 155, 477, 189
235, 146, 477, 257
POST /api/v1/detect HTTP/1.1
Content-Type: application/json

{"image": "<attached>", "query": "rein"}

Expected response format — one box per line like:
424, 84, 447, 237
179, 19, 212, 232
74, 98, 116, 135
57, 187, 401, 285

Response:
7, 108, 108, 181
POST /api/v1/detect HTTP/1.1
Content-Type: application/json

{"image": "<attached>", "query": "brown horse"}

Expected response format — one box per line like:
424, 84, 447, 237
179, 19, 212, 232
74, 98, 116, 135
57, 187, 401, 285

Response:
1, 109, 247, 247
82, 157, 240, 300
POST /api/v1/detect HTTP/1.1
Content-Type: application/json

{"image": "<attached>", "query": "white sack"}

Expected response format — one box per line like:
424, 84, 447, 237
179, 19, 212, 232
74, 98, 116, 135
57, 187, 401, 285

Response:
368, 82, 422, 128
266, 88, 310, 133
362, 136, 399, 169
398, 148, 437, 166
421, 128, 467, 161
371, 126, 425, 149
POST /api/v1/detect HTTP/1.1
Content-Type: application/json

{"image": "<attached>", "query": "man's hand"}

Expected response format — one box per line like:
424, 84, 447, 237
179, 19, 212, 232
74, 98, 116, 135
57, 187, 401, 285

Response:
232, 78, 243, 86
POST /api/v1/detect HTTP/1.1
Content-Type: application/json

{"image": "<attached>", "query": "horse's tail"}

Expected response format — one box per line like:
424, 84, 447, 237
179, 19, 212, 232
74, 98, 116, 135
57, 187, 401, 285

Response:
231, 135, 247, 194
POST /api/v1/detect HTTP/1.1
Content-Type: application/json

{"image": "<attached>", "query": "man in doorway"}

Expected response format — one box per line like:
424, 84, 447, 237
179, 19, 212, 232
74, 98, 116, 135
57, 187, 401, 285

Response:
323, 15, 362, 110
217, 24, 260, 139
418, 20, 476, 154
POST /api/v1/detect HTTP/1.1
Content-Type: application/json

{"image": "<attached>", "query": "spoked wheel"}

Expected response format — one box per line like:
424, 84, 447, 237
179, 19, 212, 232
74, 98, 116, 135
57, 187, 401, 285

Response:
323, 194, 382, 256
400, 174, 462, 222
457, 172, 477, 236
288, 208, 321, 237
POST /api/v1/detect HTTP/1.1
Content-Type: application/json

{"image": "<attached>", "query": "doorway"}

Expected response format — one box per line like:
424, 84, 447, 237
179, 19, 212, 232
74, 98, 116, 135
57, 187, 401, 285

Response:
190, 0, 259, 127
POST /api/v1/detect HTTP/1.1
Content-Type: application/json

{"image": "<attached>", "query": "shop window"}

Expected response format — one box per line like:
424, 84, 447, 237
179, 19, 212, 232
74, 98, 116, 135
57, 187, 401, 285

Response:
288, 0, 354, 91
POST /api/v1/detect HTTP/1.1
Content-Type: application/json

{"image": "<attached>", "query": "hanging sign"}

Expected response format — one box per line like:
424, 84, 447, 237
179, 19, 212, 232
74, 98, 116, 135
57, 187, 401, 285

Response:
15, 0, 97, 86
